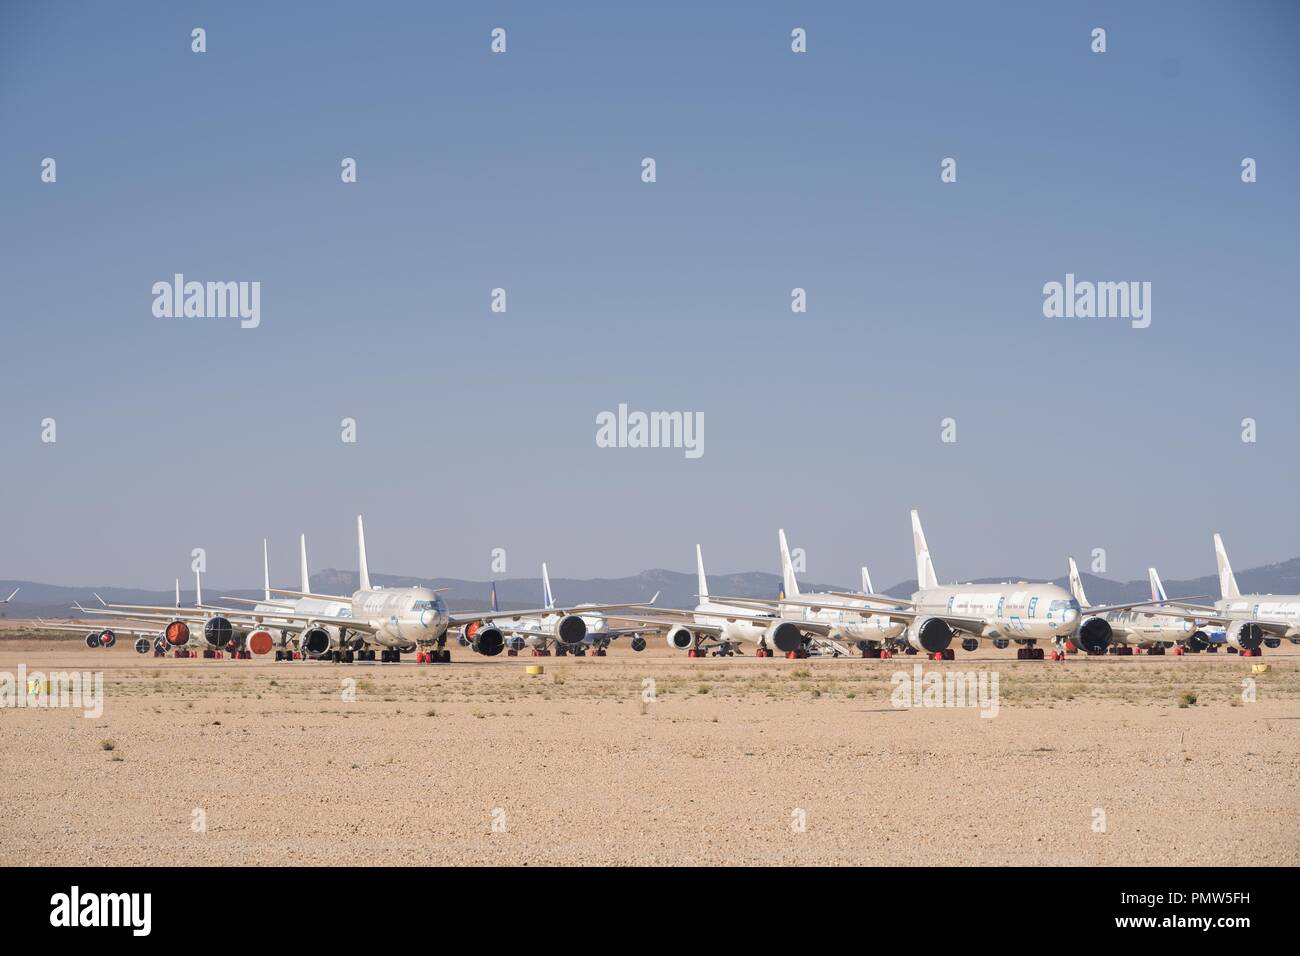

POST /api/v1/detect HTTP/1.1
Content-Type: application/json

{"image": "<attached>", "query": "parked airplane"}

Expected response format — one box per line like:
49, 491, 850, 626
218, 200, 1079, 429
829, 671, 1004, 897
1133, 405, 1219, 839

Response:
1149, 534, 1300, 657
616, 545, 810, 657
460, 565, 655, 657
1067, 560, 1194, 655
219, 537, 355, 660
822, 512, 1153, 660
700, 530, 908, 657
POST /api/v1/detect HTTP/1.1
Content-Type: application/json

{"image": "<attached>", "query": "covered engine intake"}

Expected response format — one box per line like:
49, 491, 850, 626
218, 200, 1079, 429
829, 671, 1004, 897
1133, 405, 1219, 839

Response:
134, 637, 152, 654
1074, 616, 1113, 654
300, 626, 332, 657
246, 629, 274, 656
764, 620, 804, 653
554, 614, 587, 646
907, 617, 953, 653
164, 620, 190, 646
1226, 620, 1264, 652
203, 616, 234, 648
84, 631, 101, 649
630, 636, 647, 652
471, 625, 505, 656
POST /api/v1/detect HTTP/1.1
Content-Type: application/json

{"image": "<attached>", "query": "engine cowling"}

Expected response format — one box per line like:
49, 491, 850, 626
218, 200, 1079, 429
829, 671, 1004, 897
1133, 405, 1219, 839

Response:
299, 626, 333, 658
764, 620, 804, 653
204, 616, 234, 648
1226, 620, 1264, 652
554, 614, 587, 646
98, 629, 116, 648
961, 638, 979, 653
471, 626, 505, 656
907, 617, 953, 653
134, 637, 152, 654
1074, 616, 1113, 654
84, 631, 101, 649
630, 636, 647, 652
164, 620, 191, 646
458, 621, 479, 647
246, 629, 274, 656
666, 625, 694, 650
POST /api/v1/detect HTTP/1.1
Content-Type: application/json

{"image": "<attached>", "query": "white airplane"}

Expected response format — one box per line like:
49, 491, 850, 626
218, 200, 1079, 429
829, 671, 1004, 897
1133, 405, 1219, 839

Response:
822, 511, 1154, 661
218, 536, 357, 660
1147, 534, 1300, 657
699, 530, 909, 657
460, 564, 655, 657
616, 545, 809, 657
1067, 560, 1194, 655
80, 517, 449, 662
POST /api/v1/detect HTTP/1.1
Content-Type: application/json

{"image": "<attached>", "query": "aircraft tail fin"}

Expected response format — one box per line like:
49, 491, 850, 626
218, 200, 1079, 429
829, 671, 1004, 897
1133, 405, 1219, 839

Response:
1148, 567, 1168, 604
696, 544, 709, 601
778, 529, 801, 599
174, 579, 180, 609
357, 515, 371, 591
195, 568, 203, 608
911, 510, 939, 590
300, 534, 311, 594
490, 582, 499, 613
1067, 557, 1089, 607
861, 566, 874, 596
542, 563, 554, 609
1213, 533, 1240, 600
263, 539, 271, 602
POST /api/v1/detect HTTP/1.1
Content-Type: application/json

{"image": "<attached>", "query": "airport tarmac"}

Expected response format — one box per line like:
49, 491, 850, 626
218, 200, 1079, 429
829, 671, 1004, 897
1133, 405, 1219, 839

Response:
0, 633, 1296, 866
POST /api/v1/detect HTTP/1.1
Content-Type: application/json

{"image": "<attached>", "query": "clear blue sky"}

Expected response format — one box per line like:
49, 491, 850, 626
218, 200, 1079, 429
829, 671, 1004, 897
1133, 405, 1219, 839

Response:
1, 1, 1297, 589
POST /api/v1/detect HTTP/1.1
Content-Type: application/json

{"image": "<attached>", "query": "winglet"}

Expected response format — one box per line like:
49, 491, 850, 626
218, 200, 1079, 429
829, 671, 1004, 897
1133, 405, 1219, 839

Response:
648, 590, 660, 605
2, 587, 18, 603
1213, 533, 1240, 600
778, 529, 801, 599
94, 593, 107, 607
357, 515, 371, 591
861, 567, 874, 596
911, 510, 939, 590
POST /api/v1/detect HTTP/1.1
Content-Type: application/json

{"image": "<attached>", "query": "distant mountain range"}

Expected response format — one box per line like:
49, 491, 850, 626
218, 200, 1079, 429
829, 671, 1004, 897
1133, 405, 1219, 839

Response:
5, 556, 1300, 621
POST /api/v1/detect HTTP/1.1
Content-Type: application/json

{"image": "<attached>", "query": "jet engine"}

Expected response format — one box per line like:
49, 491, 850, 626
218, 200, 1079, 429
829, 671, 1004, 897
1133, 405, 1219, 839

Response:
98, 629, 116, 648
164, 620, 191, 646
458, 621, 480, 647
203, 615, 234, 648
84, 631, 101, 649
1225, 620, 1264, 652
906, 617, 953, 653
764, 620, 804, 653
245, 628, 274, 656
299, 626, 334, 658
471, 625, 505, 656
630, 636, 647, 652
554, 614, 587, 646
666, 625, 694, 650
134, 637, 152, 654
1074, 616, 1113, 654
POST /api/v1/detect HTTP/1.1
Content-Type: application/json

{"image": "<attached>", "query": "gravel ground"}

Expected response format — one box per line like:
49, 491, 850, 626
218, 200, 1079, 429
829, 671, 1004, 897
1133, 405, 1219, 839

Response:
1, 634, 1296, 866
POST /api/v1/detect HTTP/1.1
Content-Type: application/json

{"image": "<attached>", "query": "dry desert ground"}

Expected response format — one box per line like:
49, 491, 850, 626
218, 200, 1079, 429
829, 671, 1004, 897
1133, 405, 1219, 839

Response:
0, 627, 1296, 866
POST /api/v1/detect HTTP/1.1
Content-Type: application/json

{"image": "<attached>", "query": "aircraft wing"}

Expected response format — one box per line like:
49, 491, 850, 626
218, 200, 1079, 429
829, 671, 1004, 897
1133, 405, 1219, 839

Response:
613, 614, 725, 637
824, 590, 915, 607
448, 602, 655, 628
707, 593, 899, 617
1135, 606, 1292, 638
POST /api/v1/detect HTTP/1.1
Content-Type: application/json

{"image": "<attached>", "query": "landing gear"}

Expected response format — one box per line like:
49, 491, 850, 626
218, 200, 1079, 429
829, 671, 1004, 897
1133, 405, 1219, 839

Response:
930, 649, 955, 661
1016, 645, 1045, 660
380, 649, 401, 663
1146, 644, 1166, 656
